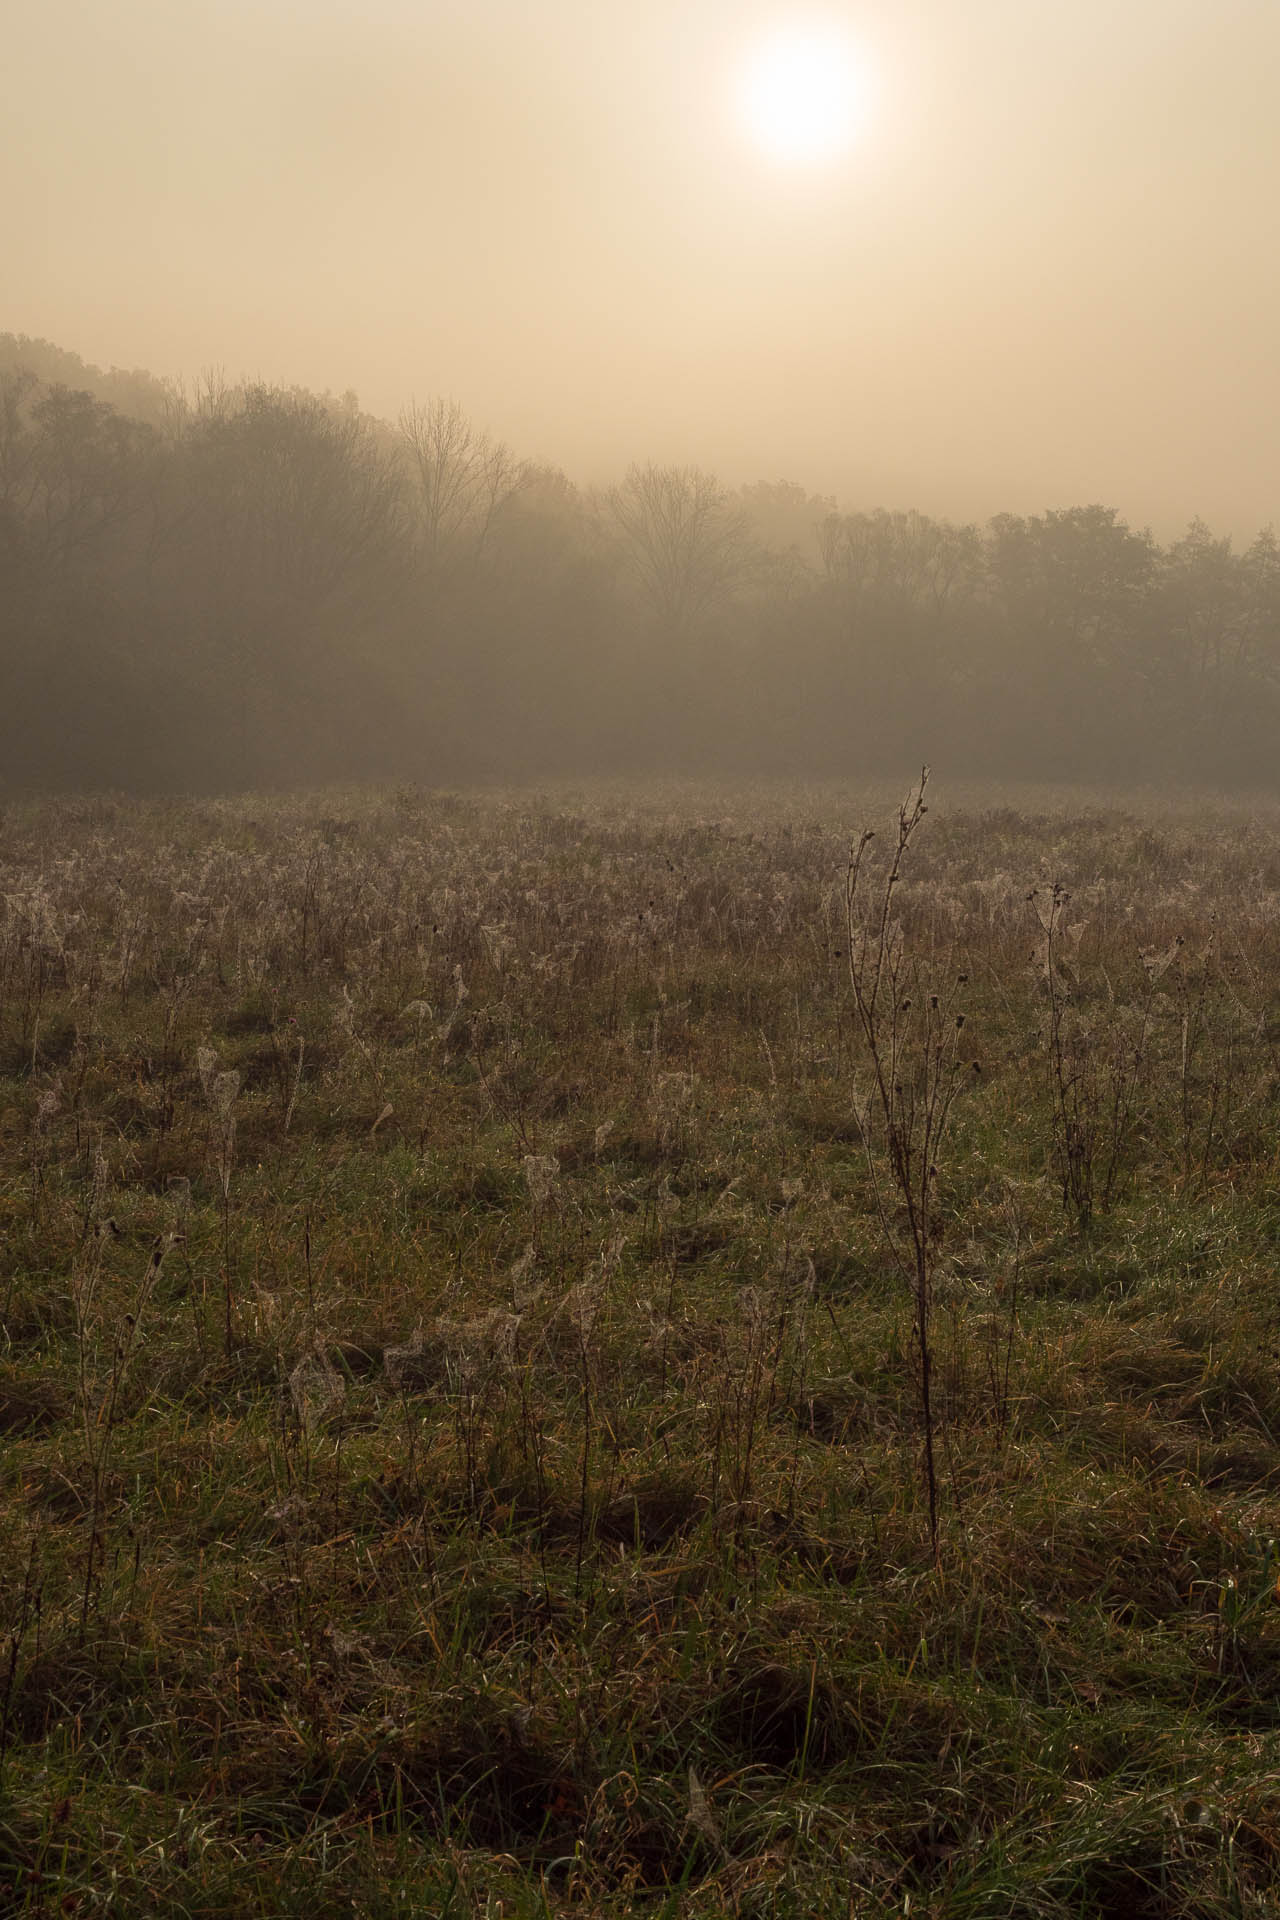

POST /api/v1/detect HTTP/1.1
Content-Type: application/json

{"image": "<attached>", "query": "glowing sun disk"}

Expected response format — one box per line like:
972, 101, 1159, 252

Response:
736, 21, 871, 166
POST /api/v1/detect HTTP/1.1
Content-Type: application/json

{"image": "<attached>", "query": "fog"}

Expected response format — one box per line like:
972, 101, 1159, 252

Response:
4, 335, 1279, 793
7, 0, 1279, 533
4, 2, 1280, 794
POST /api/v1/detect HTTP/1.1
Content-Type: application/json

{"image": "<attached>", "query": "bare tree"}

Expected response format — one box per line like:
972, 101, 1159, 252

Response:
608, 463, 749, 633
398, 398, 526, 570
818, 507, 982, 616
179, 385, 408, 616
2, 381, 161, 578
0, 372, 41, 571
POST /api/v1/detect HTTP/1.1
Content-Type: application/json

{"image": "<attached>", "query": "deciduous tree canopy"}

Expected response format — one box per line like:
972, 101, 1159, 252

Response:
3, 334, 1279, 791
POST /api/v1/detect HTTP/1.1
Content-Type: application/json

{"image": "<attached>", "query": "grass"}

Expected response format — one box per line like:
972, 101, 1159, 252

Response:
2, 775, 1280, 1914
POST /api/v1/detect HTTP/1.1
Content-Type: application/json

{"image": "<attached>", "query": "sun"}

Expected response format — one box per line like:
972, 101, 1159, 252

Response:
733, 18, 873, 168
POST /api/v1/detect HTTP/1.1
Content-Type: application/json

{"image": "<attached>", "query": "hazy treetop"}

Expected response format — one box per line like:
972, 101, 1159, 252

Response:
6, 0, 1280, 534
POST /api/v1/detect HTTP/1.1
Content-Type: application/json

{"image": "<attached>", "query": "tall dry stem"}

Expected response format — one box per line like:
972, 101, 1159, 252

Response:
843, 768, 968, 1563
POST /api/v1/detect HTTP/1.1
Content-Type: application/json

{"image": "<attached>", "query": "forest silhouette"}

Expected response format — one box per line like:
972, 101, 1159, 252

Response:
4, 334, 1277, 793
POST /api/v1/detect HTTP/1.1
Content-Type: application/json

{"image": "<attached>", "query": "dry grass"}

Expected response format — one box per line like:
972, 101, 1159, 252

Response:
2, 777, 1280, 1915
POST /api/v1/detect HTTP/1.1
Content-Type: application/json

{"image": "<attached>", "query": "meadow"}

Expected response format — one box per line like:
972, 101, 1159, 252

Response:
3, 776, 1280, 1917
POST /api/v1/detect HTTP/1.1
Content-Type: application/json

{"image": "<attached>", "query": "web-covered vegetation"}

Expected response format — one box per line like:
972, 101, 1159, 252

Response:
3, 782, 1280, 1914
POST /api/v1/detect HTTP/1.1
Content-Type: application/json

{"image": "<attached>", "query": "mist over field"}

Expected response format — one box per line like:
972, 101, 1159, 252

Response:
9, 6, 1280, 1914
3, 330, 1280, 796
7, 0, 1280, 797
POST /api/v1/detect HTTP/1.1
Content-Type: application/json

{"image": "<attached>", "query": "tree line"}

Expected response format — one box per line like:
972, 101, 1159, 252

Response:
2, 335, 1278, 791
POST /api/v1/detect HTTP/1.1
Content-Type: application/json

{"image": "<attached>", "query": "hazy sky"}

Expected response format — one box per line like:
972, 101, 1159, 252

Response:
9, 0, 1280, 533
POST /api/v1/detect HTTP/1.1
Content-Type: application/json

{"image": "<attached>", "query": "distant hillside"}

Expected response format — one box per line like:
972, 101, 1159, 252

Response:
0, 333, 175, 427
